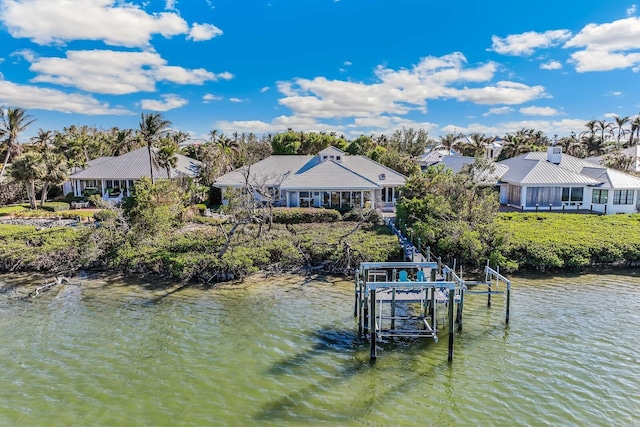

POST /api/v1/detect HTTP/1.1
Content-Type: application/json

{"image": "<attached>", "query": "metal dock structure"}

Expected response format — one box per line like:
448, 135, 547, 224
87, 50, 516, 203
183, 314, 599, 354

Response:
354, 220, 512, 362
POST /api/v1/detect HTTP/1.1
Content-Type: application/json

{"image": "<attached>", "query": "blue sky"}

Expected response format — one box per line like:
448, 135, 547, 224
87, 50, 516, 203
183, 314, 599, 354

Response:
1, 0, 640, 141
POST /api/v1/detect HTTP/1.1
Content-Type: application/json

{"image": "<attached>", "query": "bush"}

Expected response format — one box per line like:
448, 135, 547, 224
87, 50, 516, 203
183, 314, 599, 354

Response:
40, 202, 71, 212
497, 212, 640, 270
94, 209, 119, 222
271, 207, 341, 224
341, 208, 384, 225
0, 205, 28, 216
194, 203, 208, 213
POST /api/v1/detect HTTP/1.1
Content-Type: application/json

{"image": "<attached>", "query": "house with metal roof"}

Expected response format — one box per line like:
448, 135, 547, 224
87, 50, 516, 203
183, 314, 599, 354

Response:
67, 147, 200, 203
214, 146, 406, 209
497, 147, 640, 214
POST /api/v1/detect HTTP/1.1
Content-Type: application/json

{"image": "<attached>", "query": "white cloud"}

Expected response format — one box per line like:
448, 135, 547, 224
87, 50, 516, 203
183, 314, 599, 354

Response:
0, 0, 189, 47
445, 81, 548, 105
260, 86, 270, 93
140, 94, 187, 111
482, 107, 513, 117
604, 112, 619, 118
441, 118, 587, 136
203, 93, 223, 102
564, 17, 640, 72
606, 91, 623, 96
343, 61, 352, 66
519, 106, 561, 116
165, 0, 177, 10
276, 53, 546, 120
187, 23, 223, 41
0, 79, 131, 115
540, 60, 563, 70
215, 116, 338, 134
489, 30, 572, 56
229, 98, 243, 103
25, 50, 232, 94
628, 4, 637, 16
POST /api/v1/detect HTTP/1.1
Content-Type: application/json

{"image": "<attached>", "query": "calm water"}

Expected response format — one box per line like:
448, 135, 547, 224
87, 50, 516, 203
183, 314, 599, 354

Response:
1, 272, 639, 426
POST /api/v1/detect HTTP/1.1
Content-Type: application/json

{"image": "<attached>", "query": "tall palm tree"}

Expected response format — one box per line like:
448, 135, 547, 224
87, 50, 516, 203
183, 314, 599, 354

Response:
438, 132, 463, 153
9, 151, 45, 209
613, 115, 630, 147
462, 133, 492, 157
30, 128, 53, 153
109, 128, 136, 156
156, 138, 179, 179
139, 113, 172, 183
595, 119, 614, 145
629, 115, 640, 146
0, 106, 36, 180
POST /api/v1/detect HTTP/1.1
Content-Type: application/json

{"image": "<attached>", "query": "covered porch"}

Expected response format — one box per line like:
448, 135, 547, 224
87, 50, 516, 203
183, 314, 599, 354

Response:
285, 189, 375, 209
71, 179, 134, 203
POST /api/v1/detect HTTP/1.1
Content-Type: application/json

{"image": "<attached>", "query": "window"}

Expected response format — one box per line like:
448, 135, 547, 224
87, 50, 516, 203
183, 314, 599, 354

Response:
592, 189, 608, 204
562, 187, 583, 203
613, 190, 634, 205
336, 156, 341, 161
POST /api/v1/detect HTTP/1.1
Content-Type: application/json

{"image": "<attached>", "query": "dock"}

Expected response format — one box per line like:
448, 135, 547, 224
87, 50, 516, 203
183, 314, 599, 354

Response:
354, 219, 511, 362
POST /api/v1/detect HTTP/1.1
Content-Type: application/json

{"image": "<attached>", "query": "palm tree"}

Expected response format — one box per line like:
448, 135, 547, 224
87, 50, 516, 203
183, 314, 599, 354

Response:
40, 152, 69, 206
438, 132, 463, 153
156, 138, 179, 179
0, 106, 36, 180
629, 115, 640, 146
139, 113, 172, 183
595, 119, 614, 145
30, 128, 53, 153
462, 133, 492, 157
9, 152, 45, 209
613, 115, 630, 147
109, 128, 136, 156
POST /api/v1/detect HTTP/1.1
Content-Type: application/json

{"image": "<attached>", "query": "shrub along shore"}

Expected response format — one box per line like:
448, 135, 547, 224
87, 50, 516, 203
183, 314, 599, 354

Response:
0, 214, 402, 283
2, 209, 640, 281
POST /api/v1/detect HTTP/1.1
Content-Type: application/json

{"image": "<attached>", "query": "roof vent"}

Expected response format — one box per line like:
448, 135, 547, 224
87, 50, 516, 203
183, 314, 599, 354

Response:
547, 146, 562, 164
379, 173, 386, 180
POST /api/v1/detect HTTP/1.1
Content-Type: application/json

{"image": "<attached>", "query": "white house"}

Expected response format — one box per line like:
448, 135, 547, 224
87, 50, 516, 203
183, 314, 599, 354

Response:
66, 147, 201, 203
214, 147, 406, 209
498, 147, 640, 214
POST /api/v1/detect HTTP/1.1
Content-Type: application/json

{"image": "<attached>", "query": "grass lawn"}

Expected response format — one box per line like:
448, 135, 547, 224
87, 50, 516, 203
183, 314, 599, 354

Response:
0, 205, 28, 216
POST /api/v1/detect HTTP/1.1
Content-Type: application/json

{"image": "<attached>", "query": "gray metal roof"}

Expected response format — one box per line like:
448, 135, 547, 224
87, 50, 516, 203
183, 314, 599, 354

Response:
499, 153, 602, 185
425, 155, 508, 183
339, 156, 407, 186
498, 155, 602, 185
70, 147, 200, 180
280, 160, 381, 190
580, 167, 640, 189
214, 153, 406, 188
214, 155, 315, 187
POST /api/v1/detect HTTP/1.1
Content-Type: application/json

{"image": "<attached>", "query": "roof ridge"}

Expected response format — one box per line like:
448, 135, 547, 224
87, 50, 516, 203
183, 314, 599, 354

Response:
346, 155, 408, 179
282, 158, 381, 187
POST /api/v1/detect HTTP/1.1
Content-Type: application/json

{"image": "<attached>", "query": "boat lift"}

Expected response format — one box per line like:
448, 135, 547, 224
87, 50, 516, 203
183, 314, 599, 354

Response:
354, 220, 511, 362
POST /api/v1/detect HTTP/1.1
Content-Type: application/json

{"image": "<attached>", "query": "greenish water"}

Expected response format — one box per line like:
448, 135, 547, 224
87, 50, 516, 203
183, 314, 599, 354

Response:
1, 272, 639, 426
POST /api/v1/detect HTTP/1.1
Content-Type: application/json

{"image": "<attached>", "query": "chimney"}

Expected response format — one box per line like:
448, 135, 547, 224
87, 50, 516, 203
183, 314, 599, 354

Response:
547, 146, 562, 164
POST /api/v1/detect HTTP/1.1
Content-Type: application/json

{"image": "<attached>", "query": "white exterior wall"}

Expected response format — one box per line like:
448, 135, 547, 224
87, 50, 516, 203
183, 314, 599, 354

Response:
499, 184, 508, 204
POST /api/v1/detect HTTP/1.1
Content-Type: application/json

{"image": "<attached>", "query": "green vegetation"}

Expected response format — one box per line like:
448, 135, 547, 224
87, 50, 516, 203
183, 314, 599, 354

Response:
497, 213, 640, 271
271, 207, 342, 224
396, 159, 505, 268
0, 221, 400, 282
0, 205, 27, 216
0, 225, 93, 271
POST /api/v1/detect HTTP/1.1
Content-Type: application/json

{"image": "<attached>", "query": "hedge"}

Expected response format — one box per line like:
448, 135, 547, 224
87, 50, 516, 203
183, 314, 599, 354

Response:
271, 207, 342, 224
40, 202, 71, 212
